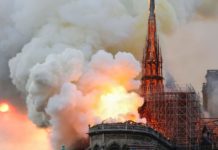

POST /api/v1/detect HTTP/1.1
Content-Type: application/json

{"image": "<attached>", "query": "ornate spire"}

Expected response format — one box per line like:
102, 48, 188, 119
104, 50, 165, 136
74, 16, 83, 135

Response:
140, 0, 163, 96
149, 0, 155, 17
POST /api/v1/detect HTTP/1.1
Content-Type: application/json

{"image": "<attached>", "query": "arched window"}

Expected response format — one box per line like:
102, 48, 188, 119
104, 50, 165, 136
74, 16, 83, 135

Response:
107, 142, 120, 150
122, 145, 130, 150
93, 145, 100, 150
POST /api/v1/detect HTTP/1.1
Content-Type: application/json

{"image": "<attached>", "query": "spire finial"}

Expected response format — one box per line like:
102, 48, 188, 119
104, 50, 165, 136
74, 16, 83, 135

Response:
150, 0, 155, 16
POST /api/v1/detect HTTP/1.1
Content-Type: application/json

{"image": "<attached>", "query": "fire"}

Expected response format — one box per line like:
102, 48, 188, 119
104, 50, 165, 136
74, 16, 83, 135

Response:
95, 86, 142, 122
0, 102, 10, 113
0, 106, 51, 150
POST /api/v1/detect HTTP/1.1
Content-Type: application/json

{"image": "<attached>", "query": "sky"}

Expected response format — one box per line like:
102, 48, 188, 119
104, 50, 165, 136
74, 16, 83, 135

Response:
0, 0, 218, 149
163, 19, 218, 91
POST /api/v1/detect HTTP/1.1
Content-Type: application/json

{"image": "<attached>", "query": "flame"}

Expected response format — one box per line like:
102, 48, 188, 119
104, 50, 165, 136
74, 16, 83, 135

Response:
94, 86, 142, 122
0, 102, 10, 113
0, 106, 51, 150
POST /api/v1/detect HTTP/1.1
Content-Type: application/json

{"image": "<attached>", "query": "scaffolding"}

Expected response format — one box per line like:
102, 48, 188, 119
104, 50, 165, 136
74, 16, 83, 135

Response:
139, 85, 201, 149
139, 0, 202, 148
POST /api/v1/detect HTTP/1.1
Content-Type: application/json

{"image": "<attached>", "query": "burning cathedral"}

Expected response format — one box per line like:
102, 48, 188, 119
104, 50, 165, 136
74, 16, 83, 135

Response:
86, 0, 217, 150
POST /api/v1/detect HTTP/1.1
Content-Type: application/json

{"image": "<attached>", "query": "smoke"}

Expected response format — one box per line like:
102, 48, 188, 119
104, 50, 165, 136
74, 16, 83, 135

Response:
165, 71, 176, 89
46, 83, 90, 149
197, 0, 218, 19
11, 46, 142, 149
167, 0, 201, 22
161, 0, 218, 116
0, 0, 216, 149
1, 0, 209, 108
23, 46, 142, 149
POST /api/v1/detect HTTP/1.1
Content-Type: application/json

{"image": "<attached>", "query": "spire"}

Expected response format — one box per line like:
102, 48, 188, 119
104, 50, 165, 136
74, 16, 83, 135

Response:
140, 0, 163, 96
139, 0, 163, 119
149, 0, 155, 16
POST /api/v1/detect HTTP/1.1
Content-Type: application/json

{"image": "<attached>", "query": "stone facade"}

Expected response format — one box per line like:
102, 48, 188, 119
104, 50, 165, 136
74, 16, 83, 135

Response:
88, 121, 173, 150
202, 70, 218, 115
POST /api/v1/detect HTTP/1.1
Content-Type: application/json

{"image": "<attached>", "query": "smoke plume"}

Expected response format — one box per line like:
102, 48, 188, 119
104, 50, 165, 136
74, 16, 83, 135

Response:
0, 0, 217, 149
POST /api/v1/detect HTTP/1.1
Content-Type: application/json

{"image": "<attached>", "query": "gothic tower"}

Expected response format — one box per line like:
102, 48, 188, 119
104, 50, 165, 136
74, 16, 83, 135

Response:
141, 0, 163, 97
138, 1, 201, 147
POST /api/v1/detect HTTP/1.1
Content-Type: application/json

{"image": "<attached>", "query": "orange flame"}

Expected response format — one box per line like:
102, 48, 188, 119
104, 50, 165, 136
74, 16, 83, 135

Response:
0, 102, 10, 113
0, 103, 51, 150
94, 86, 143, 122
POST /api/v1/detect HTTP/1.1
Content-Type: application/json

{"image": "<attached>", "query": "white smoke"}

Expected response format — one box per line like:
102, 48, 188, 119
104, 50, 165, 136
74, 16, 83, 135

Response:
8, 0, 146, 149
10, 45, 142, 149
0, 0, 216, 149
197, 0, 218, 18
165, 71, 176, 89
46, 83, 90, 149
167, 0, 202, 22
26, 49, 84, 127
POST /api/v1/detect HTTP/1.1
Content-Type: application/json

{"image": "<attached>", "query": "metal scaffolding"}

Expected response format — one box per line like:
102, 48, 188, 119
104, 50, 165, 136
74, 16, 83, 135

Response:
139, 86, 201, 149
139, 0, 202, 148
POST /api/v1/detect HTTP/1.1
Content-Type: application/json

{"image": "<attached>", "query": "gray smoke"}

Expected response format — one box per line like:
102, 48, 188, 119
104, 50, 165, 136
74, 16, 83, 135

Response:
165, 71, 176, 89
0, 0, 217, 149
0, 0, 214, 110
197, 0, 218, 18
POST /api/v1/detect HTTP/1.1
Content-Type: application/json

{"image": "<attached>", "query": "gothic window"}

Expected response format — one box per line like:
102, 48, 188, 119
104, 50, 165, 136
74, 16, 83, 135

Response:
93, 145, 100, 150
107, 142, 120, 150
122, 145, 130, 150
